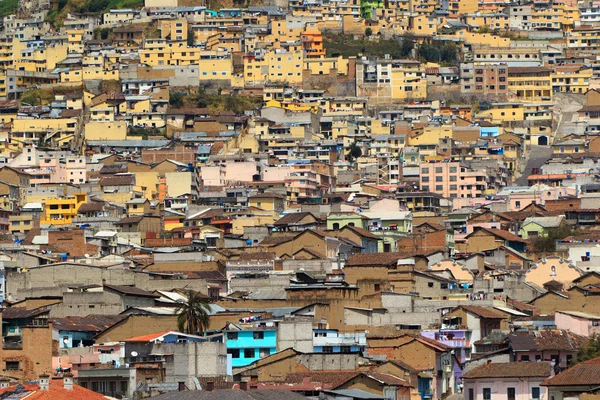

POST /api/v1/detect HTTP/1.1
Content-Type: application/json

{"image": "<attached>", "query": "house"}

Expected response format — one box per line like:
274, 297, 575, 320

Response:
507, 330, 587, 368
272, 212, 322, 231
223, 326, 277, 368
0, 375, 108, 399
555, 311, 600, 337
248, 192, 285, 218
520, 216, 566, 239
332, 372, 411, 400
442, 306, 510, 354
463, 227, 527, 254
542, 356, 600, 400
463, 362, 554, 400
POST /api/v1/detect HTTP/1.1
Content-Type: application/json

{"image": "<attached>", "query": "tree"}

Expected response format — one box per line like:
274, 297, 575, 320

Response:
169, 91, 184, 108
530, 223, 578, 253
577, 333, 600, 364
365, 27, 373, 37
346, 142, 362, 162
400, 33, 415, 58
176, 290, 211, 335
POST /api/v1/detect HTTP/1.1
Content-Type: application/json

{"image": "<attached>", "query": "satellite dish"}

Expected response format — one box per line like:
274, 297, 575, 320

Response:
131, 351, 138, 357
84, 254, 89, 258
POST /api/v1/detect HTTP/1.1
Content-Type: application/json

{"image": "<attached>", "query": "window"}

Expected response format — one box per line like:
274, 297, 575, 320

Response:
253, 331, 264, 340
450, 176, 457, 182
244, 349, 255, 358
422, 177, 430, 182
421, 167, 429, 174
436, 176, 443, 182
515, 201, 521, 208
436, 185, 443, 191
5, 361, 18, 370
435, 167, 443, 173
259, 348, 271, 358
449, 167, 457, 173
532, 388, 540, 399
428, 282, 434, 287
228, 349, 240, 358
340, 346, 351, 352
508, 388, 516, 400
521, 355, 530, 361
323, 346, 333, 353
483, 388, 491, 400
227, 332, 238, 340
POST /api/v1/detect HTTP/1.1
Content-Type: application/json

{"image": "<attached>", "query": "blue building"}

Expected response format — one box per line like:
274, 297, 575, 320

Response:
313, 329, 366, 353
225, 329, 277, 367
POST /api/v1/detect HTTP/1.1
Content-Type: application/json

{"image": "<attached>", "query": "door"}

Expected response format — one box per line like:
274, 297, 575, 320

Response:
508, 387, 516, 400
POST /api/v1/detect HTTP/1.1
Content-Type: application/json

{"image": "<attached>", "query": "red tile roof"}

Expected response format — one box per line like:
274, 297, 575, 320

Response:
464, 361, 553, 379
0, 379, 107, 399
542, 356, 600, 386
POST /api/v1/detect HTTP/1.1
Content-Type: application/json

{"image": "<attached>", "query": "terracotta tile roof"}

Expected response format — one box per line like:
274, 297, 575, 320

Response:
77, 202, 105, 213
342, 225, 382, 240
273, 212, 319, 226
2, 307, 49, 320
0, 379, 108, 399
464, 361, 553, 379
99, 175, 134, 186
50, 315, 125, 332
460, 306, 506, 319
542, 356, 600, 386
508, 330, 588, 352
123, 331, 172, 342
363, 372, 410, 386
468, 227, 526, 243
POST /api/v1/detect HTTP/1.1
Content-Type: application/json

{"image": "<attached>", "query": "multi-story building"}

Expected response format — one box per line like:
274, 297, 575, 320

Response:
313, 329, 367, 353
460, 62, 509, 96
224, 329, 277, 367
508, 66, 553, 102
356, 58, 427, 104
419, 161, 488, 200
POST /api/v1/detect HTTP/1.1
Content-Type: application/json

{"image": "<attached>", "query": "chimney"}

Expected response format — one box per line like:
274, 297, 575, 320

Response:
240, 381, 249, 391
0, 378, 10, 389
39, 374, 50, 391
206, 381, 214, 392
63, 373, 73, 391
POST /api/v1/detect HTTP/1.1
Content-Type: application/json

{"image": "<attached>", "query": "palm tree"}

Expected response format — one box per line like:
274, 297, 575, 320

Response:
175, 290, 211, 335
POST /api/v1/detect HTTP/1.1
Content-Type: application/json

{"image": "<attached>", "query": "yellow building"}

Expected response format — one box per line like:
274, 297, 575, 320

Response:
84, 121, 127, 141
11, 118, 79, 148
552, 65, 592, 94
508, 66, 552, 102
476, 103, 525, 123
161, 20, 188, 42
356, 59, 426, 104
248, 192, 285, 218
244, 49, 304, 86
41, 193, 87, 225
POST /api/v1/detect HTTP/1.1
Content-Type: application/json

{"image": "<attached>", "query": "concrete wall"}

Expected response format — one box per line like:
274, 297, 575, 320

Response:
159, 341, 228, 389
296, 353, 368, 371
277, 318, 314, 353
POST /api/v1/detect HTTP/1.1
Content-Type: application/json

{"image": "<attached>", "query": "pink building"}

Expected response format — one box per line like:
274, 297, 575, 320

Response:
419, 162, 488, 200
555, 311, 600, 337
463, 362, 553, 400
